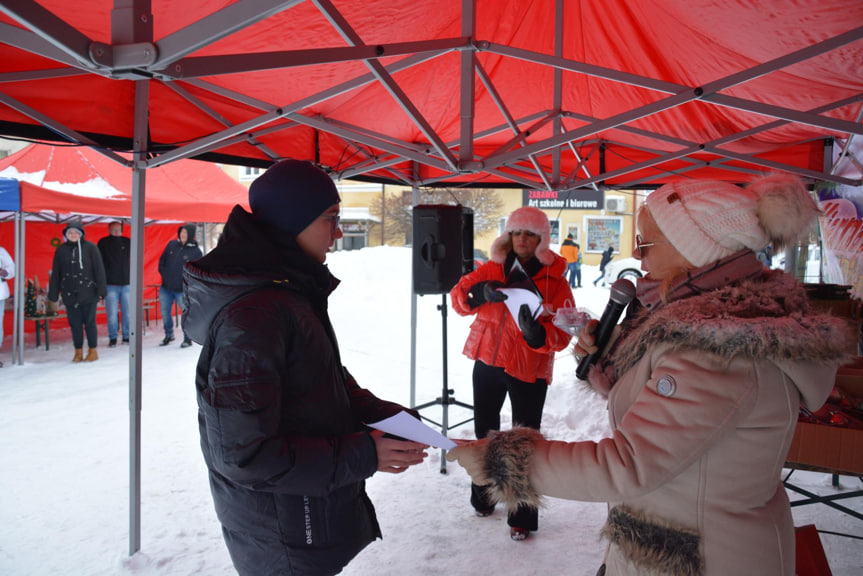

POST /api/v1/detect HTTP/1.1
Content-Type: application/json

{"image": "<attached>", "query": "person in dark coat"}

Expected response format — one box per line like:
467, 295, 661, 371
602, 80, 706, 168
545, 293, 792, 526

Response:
183, 159, 428, 576
47, 220, 107, 362
97, 221, 130, 346
157, 223, 202, 347
593, 244, 615, 287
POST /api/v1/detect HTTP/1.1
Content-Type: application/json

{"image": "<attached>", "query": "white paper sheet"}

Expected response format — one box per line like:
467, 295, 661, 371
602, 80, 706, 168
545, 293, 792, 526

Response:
498, 287, 542, 325
367, 411, 457, 449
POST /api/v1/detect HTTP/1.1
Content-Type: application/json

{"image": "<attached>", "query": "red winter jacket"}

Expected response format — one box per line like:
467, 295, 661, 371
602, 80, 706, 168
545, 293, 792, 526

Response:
450, 252, 573, 384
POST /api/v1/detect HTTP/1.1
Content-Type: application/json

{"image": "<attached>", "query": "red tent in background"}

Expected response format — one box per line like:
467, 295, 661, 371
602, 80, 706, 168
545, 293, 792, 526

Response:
0, 220, 176, 339
0, 142, 250, 342
0, 143, 248, 222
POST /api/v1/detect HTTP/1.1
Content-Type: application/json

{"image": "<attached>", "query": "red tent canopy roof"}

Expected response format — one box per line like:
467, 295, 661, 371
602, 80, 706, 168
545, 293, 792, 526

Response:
0, 143, 248, 221
0, 1, 860, 190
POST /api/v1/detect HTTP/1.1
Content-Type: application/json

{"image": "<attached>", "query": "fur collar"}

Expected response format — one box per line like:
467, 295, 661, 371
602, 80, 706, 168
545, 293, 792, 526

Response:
606, 270, 856, 381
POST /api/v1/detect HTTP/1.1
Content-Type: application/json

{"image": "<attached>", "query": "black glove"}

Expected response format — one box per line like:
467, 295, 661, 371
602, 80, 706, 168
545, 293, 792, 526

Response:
483, 281, 507, 303
518, 304, 546, 349
467, 281, 507, 308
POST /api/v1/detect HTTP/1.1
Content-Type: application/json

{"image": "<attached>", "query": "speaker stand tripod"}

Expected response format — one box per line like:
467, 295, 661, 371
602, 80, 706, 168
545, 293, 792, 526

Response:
414, 293, 474, 473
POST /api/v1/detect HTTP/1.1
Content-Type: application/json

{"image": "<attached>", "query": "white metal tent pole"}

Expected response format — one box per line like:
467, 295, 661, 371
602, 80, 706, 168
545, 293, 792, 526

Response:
128, 77, 149, 556
117, 0, 154, 556
12, 210, 24, 366
409, 177, 419, 408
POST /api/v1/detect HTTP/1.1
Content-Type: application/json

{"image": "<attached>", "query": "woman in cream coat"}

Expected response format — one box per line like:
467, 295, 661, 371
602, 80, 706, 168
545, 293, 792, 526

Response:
447, 174, 856, 576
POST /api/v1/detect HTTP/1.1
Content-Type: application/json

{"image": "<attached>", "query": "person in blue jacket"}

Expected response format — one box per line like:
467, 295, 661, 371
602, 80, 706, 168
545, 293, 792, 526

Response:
183, 160, 428, 576
157, 223, 202, 347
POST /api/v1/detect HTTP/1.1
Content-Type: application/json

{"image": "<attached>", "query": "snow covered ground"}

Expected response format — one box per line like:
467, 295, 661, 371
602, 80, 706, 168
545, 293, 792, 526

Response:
1, 246, 860, 575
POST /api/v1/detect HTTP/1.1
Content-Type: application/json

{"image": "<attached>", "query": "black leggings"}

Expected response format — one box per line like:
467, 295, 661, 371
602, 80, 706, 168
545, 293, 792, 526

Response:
471, 361, 547, 530
65, 301, 99, 350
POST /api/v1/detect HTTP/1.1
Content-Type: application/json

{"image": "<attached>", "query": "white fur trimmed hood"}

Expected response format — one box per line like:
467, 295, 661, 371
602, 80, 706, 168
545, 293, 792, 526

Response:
490, 206, 554, 265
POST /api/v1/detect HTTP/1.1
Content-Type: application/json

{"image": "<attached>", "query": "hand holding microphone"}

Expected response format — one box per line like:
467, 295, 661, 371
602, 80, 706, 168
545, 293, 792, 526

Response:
575, 278, 636, 380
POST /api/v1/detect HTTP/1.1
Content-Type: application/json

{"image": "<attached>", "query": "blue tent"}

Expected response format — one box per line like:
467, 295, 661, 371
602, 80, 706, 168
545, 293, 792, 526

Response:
0, 178, 20, 211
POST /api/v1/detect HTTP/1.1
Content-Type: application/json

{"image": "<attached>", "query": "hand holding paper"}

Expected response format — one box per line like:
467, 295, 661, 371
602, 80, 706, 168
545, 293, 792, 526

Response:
370, 429, 429, 473
368, 411, 457, 449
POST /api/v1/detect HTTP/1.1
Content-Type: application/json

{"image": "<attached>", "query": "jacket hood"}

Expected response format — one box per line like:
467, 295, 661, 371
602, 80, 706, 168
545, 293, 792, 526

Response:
607, 270, 856, 409
183, 205, 337, 344
178, 224, 197, 244
63, 220, 85, 240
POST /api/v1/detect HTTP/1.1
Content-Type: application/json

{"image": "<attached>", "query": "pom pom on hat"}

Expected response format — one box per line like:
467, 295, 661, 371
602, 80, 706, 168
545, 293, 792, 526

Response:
249, 159, 341, 234
490, 206, 554, 265
645, 174, 818, 267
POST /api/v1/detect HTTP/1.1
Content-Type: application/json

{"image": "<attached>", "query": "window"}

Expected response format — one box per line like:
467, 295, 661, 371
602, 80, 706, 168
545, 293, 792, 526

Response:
239, 166, 264, 181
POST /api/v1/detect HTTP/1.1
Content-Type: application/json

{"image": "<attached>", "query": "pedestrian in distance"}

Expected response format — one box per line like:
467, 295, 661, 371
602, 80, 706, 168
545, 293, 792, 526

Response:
574, 242, 583, 287
183, 159, 429, 576
97, 220, 130, 347
449, 206, 574, 542
560, 233, 581, 288
593, 244, 615, 287
446, 174, 856, 575
47, 220, 107, 362
157, 223, 202, 348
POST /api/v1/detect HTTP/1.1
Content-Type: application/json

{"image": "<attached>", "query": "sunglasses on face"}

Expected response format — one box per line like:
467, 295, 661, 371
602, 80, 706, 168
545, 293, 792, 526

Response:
635, 234, 665, 257
511, 230, 538, 238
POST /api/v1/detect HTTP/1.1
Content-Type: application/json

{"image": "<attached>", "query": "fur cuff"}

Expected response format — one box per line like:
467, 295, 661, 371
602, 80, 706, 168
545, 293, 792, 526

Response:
602, 506, 703, 576
481, 427, 544, 511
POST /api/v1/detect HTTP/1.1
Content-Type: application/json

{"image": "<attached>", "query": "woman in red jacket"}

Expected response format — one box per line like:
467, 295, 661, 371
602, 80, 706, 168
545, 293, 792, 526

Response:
450, 206, 573, 541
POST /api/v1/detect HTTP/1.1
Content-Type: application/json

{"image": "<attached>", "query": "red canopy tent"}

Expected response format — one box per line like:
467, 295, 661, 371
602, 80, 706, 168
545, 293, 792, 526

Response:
0, 143, 248, 221
0, 143, 250, 345
0, 0, 860, 556
0, 1, 859, 189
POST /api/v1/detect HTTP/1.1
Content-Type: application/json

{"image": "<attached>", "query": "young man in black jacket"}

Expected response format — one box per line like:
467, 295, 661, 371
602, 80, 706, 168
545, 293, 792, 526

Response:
183, 160, 428, 576
157, 223, 202, 347
97, 221, 130, 346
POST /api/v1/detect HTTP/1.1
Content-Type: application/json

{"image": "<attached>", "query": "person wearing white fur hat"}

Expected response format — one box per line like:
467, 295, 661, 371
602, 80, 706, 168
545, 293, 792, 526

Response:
449, 205, 574, 541
447, 174, 857, 575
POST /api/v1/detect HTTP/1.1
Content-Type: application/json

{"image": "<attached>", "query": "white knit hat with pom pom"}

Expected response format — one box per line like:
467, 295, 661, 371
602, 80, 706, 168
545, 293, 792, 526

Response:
645, 174, 819, 267
490, 206, 554, 265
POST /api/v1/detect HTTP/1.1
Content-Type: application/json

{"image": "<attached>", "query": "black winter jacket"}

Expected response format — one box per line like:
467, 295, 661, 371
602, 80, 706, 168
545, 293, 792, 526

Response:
159, 224, 202, 292
97, 235, 131, 286
48, 238, 107, 307
183, 205, 406, 576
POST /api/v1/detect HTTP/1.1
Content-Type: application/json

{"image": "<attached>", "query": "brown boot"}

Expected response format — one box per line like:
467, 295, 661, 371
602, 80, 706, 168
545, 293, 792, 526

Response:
73, 349, 83, 363
84, 348, 99, 362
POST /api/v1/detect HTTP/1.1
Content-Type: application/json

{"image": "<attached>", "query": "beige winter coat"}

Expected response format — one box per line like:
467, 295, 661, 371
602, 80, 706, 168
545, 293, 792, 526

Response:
480, 271, 856, 576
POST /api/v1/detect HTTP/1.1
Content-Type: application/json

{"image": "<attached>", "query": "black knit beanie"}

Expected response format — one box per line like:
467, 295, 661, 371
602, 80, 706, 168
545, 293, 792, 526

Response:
248, 160, 341, 235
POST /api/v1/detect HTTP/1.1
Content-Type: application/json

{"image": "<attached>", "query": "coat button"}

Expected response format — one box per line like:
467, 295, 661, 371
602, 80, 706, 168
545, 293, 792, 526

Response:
656, 376, 677, 397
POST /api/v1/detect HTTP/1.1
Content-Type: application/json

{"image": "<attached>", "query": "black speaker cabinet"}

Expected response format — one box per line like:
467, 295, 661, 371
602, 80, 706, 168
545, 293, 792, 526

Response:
412, 204, 474, 294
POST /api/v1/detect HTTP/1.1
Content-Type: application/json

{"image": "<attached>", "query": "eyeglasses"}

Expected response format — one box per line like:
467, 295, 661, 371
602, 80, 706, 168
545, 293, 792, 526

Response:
322, 214, 341, 232
511, 230, 538, 238
635, 234, 664, 257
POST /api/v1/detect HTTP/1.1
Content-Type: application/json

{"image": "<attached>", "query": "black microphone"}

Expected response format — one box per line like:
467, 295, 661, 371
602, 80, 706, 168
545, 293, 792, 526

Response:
576, 278, 637, 380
